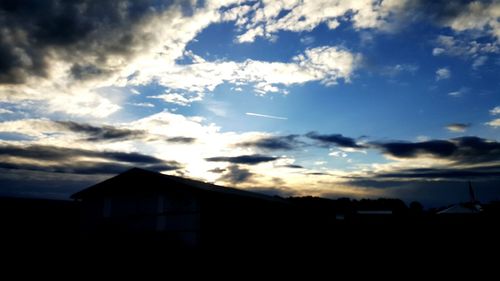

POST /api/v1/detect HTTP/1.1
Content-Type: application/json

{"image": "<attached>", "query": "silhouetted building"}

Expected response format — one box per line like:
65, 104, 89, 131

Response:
71, 168, 290, 248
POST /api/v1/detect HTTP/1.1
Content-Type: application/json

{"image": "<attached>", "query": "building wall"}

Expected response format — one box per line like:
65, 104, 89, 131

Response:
80, 191, 201, 247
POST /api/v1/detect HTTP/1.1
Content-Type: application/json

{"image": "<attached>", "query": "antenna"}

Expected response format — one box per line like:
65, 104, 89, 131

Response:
468, 181, 477, 203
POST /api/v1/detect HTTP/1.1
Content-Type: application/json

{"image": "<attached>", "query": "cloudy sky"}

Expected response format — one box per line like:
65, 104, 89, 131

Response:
0, 0, 499, 207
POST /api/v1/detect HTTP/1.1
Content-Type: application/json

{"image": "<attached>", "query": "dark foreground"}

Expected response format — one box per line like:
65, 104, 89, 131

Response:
1, 197, 499, 273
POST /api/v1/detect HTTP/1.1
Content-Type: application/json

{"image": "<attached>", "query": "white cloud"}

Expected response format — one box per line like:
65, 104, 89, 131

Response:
432, 35, 499, 58
0, 2, 240, 118
432, 48, 445, 56
487, 106, 500, 128
486, 119, 500, 128
0, 2, 364, 115
435, 67, 451, 81
234, 0, 411, 43
472, 56, 488, 70
149, 92, 204, 106
127, 102, 155, 108
329, 150, 348, 158
130, 89, 141, 95
0, 108, 14, 114
446, 124, 469, 133
245, 112, 287, 120
130, 46, 361, 98
382, 64, 419, 77
490, 106, 500, 115
442, 1, 500, 41
300, 36, 315, 45
447, 87, 467, 98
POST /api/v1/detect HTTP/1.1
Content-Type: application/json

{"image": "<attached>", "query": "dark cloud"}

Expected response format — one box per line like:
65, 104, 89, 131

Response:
0, 168, 107, 199
70, 64, 109, 80
373, 136, 500, 164
375, 165, 500, 180
208, 167, 226, 174
306, 132, 365, 149
218, 164, 254, 185
411, 0, 483, 26
205, 154, 279, 165
166, 136, 197, 144
374, 140, 457, 158
281, 164, 304, 169
0, 144, 182, 174
306, 172, 331, 176
238, 135, 302, 150
0, 0, 172, 84
56, 121, 145, 141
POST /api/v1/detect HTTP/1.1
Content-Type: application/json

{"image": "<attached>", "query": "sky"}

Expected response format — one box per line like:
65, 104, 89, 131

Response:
0, 0, 499, 207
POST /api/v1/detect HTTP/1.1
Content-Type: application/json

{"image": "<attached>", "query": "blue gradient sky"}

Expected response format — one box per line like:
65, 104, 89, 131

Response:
0, 1, 499, 207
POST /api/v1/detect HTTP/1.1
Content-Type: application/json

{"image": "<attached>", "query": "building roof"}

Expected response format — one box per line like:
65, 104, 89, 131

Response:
71, 168, 286, 203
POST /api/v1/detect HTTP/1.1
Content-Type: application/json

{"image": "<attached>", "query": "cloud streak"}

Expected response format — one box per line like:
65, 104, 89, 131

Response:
238, 134, 301, 150
0, 144, 182, 174
245, 112, 288, 120
205, 154, 279, 165
306, 132, 365, 149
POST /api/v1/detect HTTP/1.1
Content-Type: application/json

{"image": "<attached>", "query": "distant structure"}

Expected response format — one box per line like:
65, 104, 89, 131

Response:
71, 168, 290, 248
437, 181, 482, 215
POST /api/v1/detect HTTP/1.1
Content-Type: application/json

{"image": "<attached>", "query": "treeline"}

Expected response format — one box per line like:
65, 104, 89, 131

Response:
287, 196, 422, 215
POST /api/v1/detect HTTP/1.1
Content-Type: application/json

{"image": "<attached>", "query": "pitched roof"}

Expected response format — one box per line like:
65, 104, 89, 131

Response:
71, 168, 285, 203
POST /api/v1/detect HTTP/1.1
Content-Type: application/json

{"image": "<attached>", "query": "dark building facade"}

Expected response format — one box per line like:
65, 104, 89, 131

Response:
71, 168, 292, 248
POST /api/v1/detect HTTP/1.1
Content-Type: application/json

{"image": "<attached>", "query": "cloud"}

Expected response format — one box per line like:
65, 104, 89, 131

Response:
472, 56, 488, 70
217, 164, 255, 185
435, 67, 451, 81
486, 106, 500, 128
447, 87, 468, 97
0, 1, 364, 113
166, 137, 196, 144
0, 108, 13, 114
381, 64, 419, 77
282, 164, 304, 169
55, 121, 145, 141
486, 119, 500, 128
208, 167, 226, 174
374, 136, 500, 164
490, 106, 500, 115
233, 0, 412, 43
435, 0, 500, 41
0, 1, 240, 116
127, 102, 154, 108
446, 123, 470, 133
205, 154, 279, 165
374, 140, 457, 159
238, 134, 301, 150
0, 144, 182, 174
132, 46, 361, 98
245, 112, 288, 120
149, 92, 204, 106
431, 35, 499, 70
375, 165, 500, 180
306, 132, 365, 149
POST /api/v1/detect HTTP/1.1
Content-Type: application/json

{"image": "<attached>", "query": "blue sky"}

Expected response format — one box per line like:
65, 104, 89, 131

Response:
0, 0, 499, 207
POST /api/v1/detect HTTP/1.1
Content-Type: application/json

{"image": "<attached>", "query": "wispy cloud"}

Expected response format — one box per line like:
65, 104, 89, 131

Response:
0, 108, 14, 114
445, 123, 470, 133
245, 112, 288, 120
436, 67, 451, 81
